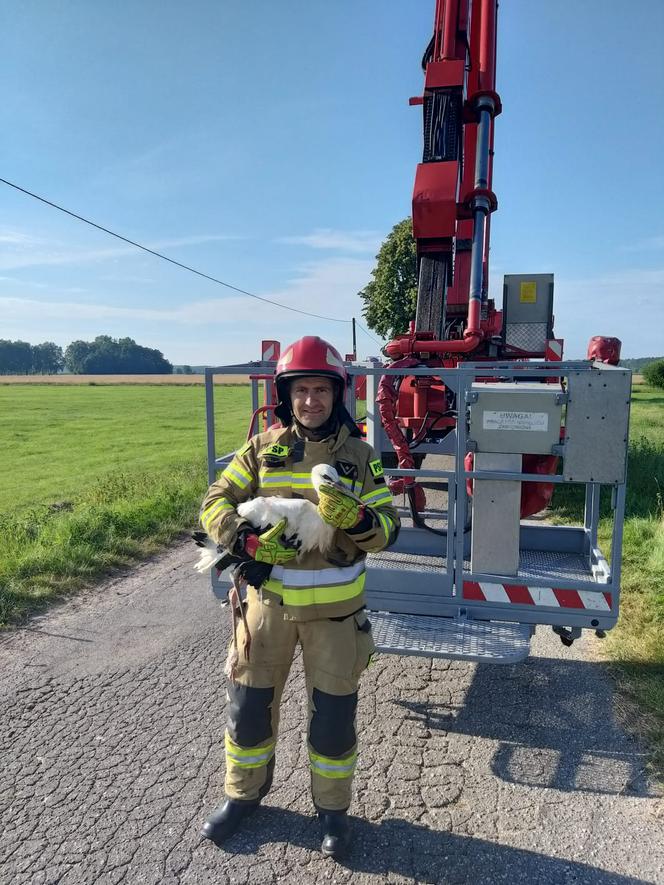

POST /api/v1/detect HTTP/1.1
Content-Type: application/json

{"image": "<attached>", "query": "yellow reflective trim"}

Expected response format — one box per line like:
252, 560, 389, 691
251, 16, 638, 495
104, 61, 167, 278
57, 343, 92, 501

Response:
264, 572, 365, 607
225, 733, 275, 769
291, 473, 313, 489
377, 510, 391, 540
361, 487, 393, 505
231, 459, 252, 481
201, 498, 234, 530
263, 578, 284, 597
258, 470, 292, 489
309, 749, 357, 779
222, 459, 252, 489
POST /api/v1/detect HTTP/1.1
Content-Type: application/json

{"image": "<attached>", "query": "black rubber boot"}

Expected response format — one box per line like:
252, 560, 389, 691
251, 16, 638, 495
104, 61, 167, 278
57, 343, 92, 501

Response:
201, 799, 259, 844
319, 810, 351, 858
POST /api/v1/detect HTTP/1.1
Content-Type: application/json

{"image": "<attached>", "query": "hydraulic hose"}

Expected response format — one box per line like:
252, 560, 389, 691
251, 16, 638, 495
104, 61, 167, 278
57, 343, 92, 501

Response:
376, 358, 426, 512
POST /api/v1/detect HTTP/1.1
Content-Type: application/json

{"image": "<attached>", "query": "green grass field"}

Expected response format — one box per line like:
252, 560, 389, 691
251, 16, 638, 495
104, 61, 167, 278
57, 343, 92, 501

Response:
0, 384, 251, 623
0, 384, 250, 512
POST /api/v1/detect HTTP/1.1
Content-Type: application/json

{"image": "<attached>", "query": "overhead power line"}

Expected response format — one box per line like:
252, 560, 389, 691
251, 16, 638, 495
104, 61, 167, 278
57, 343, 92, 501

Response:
354, 320, 383, 348
0, 177, 350, 324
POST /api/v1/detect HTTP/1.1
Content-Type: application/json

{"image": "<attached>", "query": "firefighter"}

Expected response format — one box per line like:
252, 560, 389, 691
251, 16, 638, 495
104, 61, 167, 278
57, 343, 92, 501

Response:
199, 335, 399, 858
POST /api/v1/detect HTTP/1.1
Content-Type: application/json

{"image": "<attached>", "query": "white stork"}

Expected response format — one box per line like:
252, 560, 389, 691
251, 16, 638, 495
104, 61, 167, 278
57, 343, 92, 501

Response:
194, 463, 358, 574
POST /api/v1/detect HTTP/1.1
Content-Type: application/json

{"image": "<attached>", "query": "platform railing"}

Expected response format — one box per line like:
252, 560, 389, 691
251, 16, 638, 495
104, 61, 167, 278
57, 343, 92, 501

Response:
203, 360, 630, 634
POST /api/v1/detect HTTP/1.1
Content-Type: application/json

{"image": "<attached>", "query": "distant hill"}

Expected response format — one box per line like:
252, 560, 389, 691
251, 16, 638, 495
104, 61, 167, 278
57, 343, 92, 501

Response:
619, 357, 664, 371
173, 365, 209, 374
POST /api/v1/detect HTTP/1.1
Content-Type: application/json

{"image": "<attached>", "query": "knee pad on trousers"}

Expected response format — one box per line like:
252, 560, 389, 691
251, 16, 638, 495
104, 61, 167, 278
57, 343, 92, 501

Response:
310, 688, 358, 757
227, 683, 274, 747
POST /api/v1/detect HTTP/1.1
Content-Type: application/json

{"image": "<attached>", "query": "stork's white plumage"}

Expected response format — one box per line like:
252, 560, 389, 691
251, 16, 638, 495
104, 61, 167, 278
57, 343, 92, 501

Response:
237, 463, 346, 557
193, 533, 223, 573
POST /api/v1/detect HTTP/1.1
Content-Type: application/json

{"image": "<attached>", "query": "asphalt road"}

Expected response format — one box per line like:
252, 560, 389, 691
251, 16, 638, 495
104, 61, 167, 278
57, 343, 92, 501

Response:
1, 541, 663, 885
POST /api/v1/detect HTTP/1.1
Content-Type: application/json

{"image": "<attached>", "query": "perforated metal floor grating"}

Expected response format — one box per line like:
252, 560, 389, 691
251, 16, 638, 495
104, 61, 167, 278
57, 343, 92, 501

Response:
517, 549, 593, 582
369, 611, 532, 663
368, 551, 448, 572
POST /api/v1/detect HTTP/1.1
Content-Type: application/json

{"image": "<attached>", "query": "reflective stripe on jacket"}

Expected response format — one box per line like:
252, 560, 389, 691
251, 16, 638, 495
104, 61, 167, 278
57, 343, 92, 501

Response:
200, 422, 400, 621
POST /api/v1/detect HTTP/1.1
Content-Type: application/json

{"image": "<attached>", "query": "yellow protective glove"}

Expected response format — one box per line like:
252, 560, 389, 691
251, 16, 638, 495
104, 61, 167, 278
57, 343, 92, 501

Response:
245, 519, 297, 565
317, 485, 363, 530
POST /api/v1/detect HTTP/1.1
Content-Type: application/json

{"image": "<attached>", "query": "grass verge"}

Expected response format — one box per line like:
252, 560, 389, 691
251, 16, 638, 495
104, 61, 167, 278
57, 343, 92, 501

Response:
0, 384, 250, 625
551, 381, 664, 777
0, 461, 208, 624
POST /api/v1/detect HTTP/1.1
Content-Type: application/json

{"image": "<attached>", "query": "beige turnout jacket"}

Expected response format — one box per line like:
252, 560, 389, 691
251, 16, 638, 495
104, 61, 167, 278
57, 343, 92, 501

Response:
200, 422, 399, 621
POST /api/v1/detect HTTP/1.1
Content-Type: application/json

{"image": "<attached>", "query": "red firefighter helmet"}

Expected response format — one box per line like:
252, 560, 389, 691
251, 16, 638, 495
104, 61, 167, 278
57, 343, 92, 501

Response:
274, 336, 348, 400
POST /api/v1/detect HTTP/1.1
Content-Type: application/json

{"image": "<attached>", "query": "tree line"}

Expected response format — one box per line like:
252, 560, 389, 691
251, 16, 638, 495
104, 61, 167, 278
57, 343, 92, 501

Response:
0, 336, 172, 375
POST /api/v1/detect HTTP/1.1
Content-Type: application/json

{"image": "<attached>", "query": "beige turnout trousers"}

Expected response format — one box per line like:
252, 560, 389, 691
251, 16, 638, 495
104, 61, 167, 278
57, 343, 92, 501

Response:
224, 586, 375, 811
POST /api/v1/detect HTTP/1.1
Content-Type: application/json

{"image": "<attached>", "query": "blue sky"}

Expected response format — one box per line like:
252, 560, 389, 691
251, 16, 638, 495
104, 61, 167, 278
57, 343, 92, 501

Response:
2, 0, 663, 364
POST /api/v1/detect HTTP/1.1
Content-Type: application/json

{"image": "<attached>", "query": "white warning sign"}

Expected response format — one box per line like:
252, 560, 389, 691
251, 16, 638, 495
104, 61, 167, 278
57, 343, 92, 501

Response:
482, 410, 549, 432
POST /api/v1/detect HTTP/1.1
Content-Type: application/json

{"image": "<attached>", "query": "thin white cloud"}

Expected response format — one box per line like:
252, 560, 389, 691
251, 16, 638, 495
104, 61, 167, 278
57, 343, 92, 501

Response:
278, 229, 383, 254
149, 234, 243, 249
0, 232, 240, 272
622, 235, 664, 252
0, 256, 374, 332
0, 230, 39, 246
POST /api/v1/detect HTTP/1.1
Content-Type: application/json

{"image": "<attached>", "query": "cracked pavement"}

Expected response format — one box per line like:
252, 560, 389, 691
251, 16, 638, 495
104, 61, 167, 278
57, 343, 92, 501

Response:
1, 541, 663, 884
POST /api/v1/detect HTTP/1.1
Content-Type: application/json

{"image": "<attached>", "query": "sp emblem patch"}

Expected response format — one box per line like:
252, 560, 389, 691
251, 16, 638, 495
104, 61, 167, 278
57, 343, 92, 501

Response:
258, 443, 290, 468
259, 444, 290, 459
369, 458, 384, 478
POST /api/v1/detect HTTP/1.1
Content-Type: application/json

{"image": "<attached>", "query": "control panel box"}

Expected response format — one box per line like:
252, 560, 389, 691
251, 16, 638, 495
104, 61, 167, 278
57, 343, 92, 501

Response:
502, 273, 554, 353
469, 382, 563, 455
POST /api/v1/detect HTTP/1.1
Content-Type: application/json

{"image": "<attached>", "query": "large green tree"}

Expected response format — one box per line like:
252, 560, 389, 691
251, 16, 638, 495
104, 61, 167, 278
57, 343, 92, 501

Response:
0, 340, 32, 373
0, 340, 64, 374
64, 336, 172, 374
359, 218, 417, 339
31, 342, 64, 374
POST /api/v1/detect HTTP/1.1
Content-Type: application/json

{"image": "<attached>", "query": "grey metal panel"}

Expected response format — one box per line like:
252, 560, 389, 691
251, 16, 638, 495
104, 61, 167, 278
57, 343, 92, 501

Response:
519, 524, 587, 554
211, 568, 232, 600
369, 612, 531, 664
366, 568, 453, 599
205, 370, 216, 485
365, 372, 382, 451
366, 546, 454, 599
364, 592, 458, 617
563, 365, 631, 483
404, 433, 457, 455
469, 382, 563, 454
460, 604, 617, 631
471, 453, 521, 575
388, 526, 450, 557
503, 273, 554, 325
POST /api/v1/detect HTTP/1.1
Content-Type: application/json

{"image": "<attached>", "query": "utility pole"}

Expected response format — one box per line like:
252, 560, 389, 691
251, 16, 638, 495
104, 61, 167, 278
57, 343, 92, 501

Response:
352, 317, 357, 360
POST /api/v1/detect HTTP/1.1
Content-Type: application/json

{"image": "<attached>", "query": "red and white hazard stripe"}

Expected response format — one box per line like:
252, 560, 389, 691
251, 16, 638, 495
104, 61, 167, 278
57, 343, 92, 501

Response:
463, 581, 612, 611
545, 339, 564, 361
261, 340, 280, 362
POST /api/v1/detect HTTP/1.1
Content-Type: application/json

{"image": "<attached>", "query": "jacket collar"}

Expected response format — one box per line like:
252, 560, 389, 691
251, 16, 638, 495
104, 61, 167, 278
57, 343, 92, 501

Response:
290, 421, 351, 454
